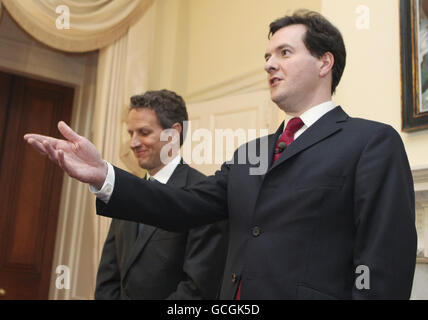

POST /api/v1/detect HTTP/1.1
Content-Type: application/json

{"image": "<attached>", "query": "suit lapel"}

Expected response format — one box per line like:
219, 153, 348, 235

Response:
266, 122, 285, 171
166, 162, 188, 188
122, 224, 156, 279
122, 163, 188, 279
122, 220, 138, 245
268, 106, 349, 173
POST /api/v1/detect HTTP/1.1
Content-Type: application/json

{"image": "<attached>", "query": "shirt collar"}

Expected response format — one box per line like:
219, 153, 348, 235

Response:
147, 154, 181, 184
284, 101, 336, 131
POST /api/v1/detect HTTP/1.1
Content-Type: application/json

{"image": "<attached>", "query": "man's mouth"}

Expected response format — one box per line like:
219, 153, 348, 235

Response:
270, 77, 282, 87
134, 150, 146, 157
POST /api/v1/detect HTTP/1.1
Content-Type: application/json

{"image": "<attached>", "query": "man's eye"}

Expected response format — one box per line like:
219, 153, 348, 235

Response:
281, 49, 290, 56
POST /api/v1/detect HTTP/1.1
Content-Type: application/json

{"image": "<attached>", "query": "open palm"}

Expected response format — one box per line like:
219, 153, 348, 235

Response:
24, 121, 107, 188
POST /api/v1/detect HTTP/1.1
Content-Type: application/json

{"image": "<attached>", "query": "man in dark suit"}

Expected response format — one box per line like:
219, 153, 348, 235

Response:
94, 90, 228, 299
25, 10, 417, 299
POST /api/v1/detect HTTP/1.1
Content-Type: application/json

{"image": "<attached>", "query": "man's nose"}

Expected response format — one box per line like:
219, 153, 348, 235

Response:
130, 134, 141, 149
264, 56, 279, 74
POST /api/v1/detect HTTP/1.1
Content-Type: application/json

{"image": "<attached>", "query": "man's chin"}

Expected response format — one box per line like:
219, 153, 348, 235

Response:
270, 93, 287, 108
139, 160, 160, 171
137, 160, 150, 170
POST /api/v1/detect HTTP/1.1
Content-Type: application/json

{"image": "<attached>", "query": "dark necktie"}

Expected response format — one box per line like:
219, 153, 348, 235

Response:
137, 176, 156, 235
234, 117, 304, 300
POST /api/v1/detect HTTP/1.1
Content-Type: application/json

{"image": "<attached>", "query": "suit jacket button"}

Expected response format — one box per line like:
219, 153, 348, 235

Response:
232, 273, 237, 283
252, 226, 261, 237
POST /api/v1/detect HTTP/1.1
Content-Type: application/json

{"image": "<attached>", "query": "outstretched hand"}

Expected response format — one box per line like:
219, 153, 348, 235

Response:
24, 121, 107, 189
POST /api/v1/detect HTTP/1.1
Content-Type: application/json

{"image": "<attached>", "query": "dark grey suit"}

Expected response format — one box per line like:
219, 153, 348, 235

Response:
97, 107, 417, 299
95, 163, 228, 300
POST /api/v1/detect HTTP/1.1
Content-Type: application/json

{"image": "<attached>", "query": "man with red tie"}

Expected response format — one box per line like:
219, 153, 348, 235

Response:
25, 10, 417, 299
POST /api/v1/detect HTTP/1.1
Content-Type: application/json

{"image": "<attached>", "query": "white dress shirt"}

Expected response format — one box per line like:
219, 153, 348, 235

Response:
90, 154, 181, 203
284, 100, 336, 140
146, 154, 181, 184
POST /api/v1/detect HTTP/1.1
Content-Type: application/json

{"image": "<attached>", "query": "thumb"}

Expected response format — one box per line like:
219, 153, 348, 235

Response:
58, 121, 80, 142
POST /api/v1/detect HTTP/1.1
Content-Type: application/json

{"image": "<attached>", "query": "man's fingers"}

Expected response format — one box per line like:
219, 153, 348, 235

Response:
58, 149, 80, 181
58, 121, 80, 143
43, 140, 60, 164
28, 139, 47, 156
58, 149, 66, 171
24, 134, 59, 146
24, 133, 48, 142
26, 138, 47, 155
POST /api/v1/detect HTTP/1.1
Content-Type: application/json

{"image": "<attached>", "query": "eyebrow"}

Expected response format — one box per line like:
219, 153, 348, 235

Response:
264, 44, 295, 60
128, 126, 151, 132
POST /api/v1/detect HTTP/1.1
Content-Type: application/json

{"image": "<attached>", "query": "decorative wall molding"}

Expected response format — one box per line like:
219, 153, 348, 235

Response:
0, 38, 87, 86
186, 69, 268, 103
0, 12, 88, 86
413, 166, 428, 263
49, 53, 98, 300
413, 165, 428, 193
0, 9, 98, 300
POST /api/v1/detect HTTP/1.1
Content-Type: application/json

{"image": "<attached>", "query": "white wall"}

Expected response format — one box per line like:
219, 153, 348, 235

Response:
322, 0, 428, 168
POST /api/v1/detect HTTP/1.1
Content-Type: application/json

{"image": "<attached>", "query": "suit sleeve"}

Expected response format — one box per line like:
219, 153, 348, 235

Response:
352, 125, 417, 299
96, 163, 230, 232
167, 220, 228, 300
94, 220, 121, 300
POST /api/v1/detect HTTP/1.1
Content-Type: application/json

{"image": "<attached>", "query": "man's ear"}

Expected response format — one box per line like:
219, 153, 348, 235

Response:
171, 122, 182, 143
319, 52, 334, 78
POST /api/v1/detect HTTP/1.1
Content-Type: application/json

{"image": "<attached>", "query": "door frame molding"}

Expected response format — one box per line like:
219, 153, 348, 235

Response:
0, 18, 99, 299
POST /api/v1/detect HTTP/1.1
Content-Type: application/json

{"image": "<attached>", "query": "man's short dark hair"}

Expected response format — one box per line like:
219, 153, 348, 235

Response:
129, 90, 188, 146
269, 9, 346, 95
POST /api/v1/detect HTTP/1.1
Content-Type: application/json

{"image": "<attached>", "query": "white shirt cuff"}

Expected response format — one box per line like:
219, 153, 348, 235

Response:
89, 161, 115, 203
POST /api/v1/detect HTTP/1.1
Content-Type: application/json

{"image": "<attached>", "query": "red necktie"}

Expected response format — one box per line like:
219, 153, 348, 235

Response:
234, 117, 304, 300
273, 117, 304, 163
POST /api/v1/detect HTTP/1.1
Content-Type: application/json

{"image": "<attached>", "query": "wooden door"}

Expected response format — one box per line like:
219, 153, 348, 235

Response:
0, 71, 74, 299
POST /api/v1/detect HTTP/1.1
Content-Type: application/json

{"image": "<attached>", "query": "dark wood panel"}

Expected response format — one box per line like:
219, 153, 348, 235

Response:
0, 72, 12, 282
6, 83, 57, 269
0, 72, 12, 172
0, 73, 74, 299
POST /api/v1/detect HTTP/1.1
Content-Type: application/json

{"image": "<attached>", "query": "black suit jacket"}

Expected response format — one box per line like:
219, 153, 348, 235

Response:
97, 107, 417, 299
95, 163, 228, 300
